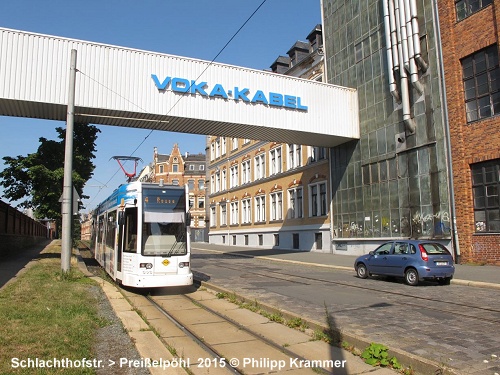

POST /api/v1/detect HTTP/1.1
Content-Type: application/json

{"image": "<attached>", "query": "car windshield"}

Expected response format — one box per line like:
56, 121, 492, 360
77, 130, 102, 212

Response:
420, 243, 450, 255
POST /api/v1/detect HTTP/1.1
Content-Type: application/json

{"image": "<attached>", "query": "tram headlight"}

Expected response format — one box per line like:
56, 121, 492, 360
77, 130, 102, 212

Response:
178, 262, 190, 268
140, 263, 153, 269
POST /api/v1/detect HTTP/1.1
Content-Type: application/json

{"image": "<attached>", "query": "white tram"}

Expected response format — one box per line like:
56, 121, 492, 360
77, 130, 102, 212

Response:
90, 181, 193, 288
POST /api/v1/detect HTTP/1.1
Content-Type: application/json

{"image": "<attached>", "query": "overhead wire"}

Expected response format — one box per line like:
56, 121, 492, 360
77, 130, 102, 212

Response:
82, 0, 268, 207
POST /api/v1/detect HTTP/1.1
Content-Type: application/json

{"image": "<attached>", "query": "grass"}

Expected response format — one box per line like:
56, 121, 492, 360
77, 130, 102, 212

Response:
0, 241, 107, 374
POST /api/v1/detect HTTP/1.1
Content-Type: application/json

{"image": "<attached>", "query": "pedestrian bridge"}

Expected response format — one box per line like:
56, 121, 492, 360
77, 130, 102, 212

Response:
0, 28, 359, 147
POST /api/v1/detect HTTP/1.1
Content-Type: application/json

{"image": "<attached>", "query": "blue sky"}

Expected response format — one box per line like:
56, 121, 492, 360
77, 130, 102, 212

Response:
0, 0, 321, 211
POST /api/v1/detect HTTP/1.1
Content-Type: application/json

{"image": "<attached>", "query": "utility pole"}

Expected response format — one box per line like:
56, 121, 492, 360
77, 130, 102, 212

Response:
61, 49, 77, 272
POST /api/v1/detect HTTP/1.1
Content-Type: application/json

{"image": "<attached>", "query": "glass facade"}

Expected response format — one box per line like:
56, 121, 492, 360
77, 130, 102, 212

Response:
323, 0, 451, 241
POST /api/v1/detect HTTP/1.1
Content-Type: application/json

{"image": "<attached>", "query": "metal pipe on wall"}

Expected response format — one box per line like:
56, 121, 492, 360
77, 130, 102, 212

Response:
383, 0, 401, 102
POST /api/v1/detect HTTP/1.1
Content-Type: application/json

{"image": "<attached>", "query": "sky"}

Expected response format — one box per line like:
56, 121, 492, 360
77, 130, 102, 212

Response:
0, 0, 321, 212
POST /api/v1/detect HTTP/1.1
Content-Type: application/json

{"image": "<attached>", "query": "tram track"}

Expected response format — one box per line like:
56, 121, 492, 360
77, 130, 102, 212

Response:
211, 263, 500, 324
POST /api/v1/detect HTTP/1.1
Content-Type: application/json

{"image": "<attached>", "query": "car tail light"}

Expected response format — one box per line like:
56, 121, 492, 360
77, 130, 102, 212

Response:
178, 262, 190, 268
419, 244, 428, 262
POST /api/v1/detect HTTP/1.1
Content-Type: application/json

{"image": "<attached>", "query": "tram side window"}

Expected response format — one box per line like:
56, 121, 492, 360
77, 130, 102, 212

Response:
106, 211, 116, 248
124, 208, 138, 253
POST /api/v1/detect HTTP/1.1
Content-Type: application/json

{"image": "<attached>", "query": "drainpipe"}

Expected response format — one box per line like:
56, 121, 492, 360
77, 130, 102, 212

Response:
383, 0, 401, 102
431, 0, 461, 262
395, 0, 416, 134
409, 0, 429, 72
403, 0, 424, 94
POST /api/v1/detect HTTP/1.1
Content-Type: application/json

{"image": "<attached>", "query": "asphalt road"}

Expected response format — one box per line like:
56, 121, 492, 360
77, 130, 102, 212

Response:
190, 246, 500, 375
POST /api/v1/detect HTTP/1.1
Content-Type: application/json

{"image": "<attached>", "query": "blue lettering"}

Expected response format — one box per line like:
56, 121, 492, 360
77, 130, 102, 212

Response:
234, 87, 250, 102
269, 92, 283, 107
190, 80, 208, 96
284, 95, 297, 109
172, 78, 190, 93
251, 90, 269, 105
151, 75, 171, 90
296, 96, 308, 111
209, 84, 228, 99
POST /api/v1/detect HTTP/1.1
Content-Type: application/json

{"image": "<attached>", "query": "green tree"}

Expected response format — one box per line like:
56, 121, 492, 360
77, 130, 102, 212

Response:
0, 123, 100, 230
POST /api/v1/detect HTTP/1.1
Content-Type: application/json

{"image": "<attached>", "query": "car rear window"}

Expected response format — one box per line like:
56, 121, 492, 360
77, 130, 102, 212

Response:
420, 243, 451, 255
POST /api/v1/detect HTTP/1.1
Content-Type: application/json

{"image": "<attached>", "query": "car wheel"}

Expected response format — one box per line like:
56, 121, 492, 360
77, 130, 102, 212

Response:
438, 277, 451, 286
404, 268, 419, 286
356, 263, 368, 279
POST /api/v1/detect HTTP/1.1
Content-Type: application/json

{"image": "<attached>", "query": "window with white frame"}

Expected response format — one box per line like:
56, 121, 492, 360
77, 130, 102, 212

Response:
198, 179, 204, 190
188, 179, 195, 191
309, 146, 327, 162
255, 195, 266, 223
254, 153, 266, 180
243, 138, 250, 145
231, 137, 238, 150
310, 182, 327, 217
270, 191, 283, 221
241, 198, 251, 223
210, 143, 215, 161
230, 165, 239, 188
241, 160, 251, 184
288, 187, 303, 219
220, 202, 227, 226
221, 169, 227, 191
288, 144, 302, 170
189, 164, 195, 171
230, 201, 239, 225
221, 137, 227, 155
215, 138, 221, 159
270, 147, 282, 175
215, 170, 221, 192
210, 174, 215, 193
198, 196, 205, 209
210, 206, 216, 227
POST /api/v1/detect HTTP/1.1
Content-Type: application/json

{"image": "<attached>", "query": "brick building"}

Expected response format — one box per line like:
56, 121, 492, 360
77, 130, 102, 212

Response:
153, 144, 207, 231
207, 25, 331, 251
438, 0, 500, 264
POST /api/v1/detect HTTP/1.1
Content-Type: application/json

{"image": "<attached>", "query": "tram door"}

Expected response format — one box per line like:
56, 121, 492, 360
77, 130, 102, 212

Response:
118, 208, 138, 276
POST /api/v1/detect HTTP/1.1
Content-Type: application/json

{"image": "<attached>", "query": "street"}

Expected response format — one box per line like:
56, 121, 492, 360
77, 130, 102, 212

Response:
191, 245, 500, 374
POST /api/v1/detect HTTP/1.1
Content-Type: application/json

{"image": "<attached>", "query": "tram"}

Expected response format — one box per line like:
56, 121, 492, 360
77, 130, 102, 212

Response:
90, 181, 193, 288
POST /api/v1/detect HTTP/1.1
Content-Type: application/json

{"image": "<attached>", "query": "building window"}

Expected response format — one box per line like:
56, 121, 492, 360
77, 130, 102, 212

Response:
210, 143, 215, 161
221, 169, 227, 191
210, 206, 216, 227
255, 153, 266, 180
230, 201, 239, 225
231, 137, 238, 150
270, 147, 282, 175
455, 0, 492, 21
198, 196, 205, 209
310, 146, 327, 162
255, 195, 266, 223
172, 179, 179, 185
310, 182, 327, 217
270, 191, 283, 221
199, 164, 205, 171
230, 165, 239, 188
462, 45, 500, 123
189, 164, 195, 171
241, 160, 251, 184
242, 198, 252, 224
220, 202, 227, 226
215, 170, 221, 192
288, 144, 302, 170
159, 165, 164, 174
288, 187, 303, 219
198, 179, 204, 190
173, 164, 178, 172
215, 138, 221, 158
221, 137, 227, 155
188, 179, 195, 191
472, 159, 500, 232
315, 232, 323, 250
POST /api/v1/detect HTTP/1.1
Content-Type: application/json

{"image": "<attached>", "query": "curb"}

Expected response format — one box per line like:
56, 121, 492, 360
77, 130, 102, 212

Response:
195, 278, 461, 375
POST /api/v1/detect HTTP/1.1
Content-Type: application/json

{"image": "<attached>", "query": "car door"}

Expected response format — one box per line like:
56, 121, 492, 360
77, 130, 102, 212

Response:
384, 241, 410, 276
368, 242, 394, 275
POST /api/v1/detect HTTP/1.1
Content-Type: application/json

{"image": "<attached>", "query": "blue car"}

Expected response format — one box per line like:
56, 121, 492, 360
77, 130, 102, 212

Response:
354, 240, 455, 286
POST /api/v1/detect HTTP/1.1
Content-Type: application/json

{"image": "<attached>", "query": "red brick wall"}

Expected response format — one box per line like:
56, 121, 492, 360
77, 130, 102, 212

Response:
438, 2, 500, 264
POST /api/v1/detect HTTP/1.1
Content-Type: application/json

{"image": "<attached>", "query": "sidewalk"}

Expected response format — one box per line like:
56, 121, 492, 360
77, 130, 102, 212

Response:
191, 242, 500, 289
